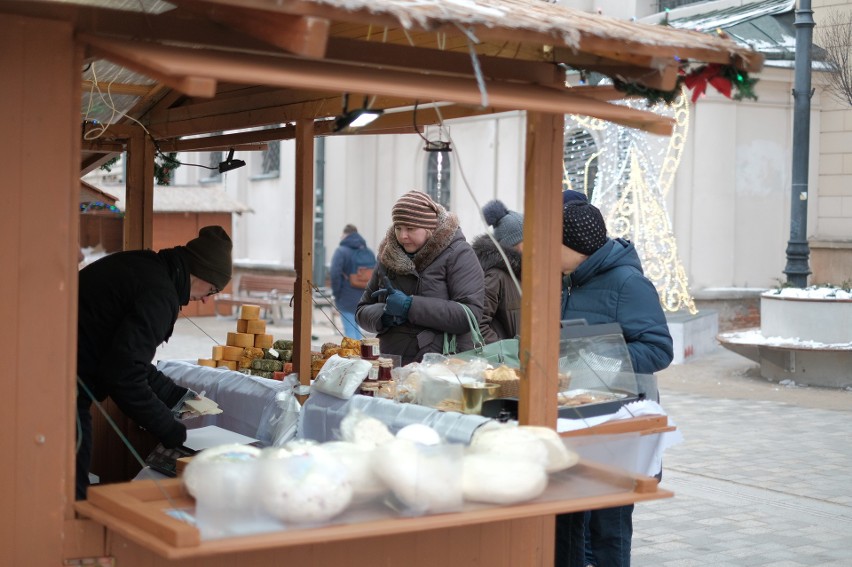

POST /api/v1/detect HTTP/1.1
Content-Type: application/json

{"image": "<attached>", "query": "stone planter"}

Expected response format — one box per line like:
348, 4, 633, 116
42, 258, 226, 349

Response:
718, 289, 852, 389
761, 293, 852, 344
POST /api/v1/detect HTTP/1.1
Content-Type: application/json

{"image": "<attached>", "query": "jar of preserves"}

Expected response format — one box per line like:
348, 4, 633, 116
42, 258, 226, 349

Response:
360, 338, 380, 360
377, 357, 393, 382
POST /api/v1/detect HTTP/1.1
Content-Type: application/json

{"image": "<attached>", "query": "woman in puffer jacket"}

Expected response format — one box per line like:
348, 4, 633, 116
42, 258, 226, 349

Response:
356, 190, 485, 365
470, 199, 523, 342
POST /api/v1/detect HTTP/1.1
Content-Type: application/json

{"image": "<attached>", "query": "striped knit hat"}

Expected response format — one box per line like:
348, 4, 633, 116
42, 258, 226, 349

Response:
392, 190, 440, 230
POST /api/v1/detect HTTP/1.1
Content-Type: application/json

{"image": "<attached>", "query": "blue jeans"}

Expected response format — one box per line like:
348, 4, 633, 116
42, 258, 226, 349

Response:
586, 505, 633, 566
556, 505, 633, 567
339, 310, 362, 339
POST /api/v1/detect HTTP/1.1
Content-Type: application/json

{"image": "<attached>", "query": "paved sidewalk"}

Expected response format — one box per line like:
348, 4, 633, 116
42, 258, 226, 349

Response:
157, 314, 852, 566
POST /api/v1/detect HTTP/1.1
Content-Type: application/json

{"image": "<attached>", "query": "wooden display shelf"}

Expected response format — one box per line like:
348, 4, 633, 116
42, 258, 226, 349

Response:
560, 414, 676, 438
75, 460, 672, 560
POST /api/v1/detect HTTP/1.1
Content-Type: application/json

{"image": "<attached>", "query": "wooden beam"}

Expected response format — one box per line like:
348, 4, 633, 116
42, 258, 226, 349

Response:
170, 0, 330, 58
82, 36, 218, 98
292, 118, 315, 394
124, 130, 155, 251
82, 80, 155, 97
519, 111, 563, 429
324, 37, 559, 85
77, 36, 675, 135
162, 126, 296, 151
81, 141, 124, 153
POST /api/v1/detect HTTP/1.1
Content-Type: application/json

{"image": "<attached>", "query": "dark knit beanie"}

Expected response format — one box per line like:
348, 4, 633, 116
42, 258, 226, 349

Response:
562, 202, 607, 256
183, 226, 233, 290
562, 189, 588, 205
482, 199, 524, 248
392, 190, 440, 230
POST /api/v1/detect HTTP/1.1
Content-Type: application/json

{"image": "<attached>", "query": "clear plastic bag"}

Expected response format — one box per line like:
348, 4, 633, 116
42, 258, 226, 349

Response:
312, 355, 372, 399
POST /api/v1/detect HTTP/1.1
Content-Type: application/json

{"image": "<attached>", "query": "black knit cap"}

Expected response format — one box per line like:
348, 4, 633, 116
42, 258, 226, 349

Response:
183, 226, 233, 290
562, 202, 608, 256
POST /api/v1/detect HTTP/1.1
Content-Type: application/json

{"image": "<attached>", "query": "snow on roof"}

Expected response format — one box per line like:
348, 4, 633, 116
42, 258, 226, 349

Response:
101, 184, 251, 214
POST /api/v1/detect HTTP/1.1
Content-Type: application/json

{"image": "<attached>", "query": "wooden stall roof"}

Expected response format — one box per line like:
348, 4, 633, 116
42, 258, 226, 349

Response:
3, 0, 763, 173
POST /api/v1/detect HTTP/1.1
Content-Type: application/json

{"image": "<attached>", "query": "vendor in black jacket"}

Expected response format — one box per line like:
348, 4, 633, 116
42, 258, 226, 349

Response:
76, 226, 232, 499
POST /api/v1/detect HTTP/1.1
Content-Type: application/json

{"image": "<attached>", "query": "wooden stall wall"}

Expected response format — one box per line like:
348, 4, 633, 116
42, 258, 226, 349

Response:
153, 212, 234, 317
0, 14, 80, 565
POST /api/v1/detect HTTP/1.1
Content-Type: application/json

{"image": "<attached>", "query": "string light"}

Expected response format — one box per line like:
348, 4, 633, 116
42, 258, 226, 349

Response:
565, 87, 697, 314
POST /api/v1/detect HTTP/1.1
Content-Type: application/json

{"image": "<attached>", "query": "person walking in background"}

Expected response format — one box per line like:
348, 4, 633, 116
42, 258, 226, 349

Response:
471, 199, 524, 342
356, 190, 484, 365
330, 224, 375, 339
554, 201, 673, 567
76, 226, 233, 500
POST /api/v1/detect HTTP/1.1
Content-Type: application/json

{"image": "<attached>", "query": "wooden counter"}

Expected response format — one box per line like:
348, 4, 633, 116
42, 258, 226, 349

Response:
76, 460, 671, 563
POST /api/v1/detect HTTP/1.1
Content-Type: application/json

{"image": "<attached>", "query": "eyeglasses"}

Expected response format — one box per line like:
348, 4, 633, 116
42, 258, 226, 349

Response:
207, 286, 220, 297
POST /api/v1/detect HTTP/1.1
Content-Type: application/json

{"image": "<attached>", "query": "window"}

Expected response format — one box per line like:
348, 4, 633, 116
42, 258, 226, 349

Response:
425, 150, 451, 208
658, 0, 706, 11
252, 139, 281, 179
563, 129, 599, 200
200, 150, 222, 183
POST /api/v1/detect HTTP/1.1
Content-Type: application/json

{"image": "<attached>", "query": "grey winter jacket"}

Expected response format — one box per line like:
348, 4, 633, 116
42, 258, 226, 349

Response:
356, 210, 485, 365
471, 234, 522, 342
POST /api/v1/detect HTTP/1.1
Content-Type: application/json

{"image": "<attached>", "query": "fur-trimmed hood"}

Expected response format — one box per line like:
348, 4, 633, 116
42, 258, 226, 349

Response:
377, 208, 460, 275
471, 233, 522, 278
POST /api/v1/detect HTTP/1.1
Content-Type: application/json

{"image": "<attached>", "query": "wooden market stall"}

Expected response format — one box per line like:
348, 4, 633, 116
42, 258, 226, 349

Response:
0, 0, 761, 565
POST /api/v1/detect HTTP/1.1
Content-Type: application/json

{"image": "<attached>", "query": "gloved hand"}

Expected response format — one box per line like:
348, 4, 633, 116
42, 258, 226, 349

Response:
371, 276, 412, 319
381, 313, 406, 328
385, 288, 412, 319
171, 388, 201, 418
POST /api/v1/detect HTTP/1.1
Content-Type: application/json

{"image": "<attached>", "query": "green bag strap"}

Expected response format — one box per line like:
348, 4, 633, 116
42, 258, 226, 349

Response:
457, 303, 486, 350
443, 303, 484, 355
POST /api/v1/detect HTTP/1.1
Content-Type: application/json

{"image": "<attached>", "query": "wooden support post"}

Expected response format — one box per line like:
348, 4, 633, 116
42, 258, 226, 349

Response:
124, 129, 155, 250
519, 110, 564, 428
293, 118, 315, 390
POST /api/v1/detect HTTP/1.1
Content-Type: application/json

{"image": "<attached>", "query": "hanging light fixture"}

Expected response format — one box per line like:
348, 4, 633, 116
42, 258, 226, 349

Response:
334, 93, 383, 132
218, 148, 246, 173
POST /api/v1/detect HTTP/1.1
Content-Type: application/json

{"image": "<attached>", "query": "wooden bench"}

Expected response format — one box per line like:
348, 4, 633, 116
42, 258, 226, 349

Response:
213, 274, 296, 323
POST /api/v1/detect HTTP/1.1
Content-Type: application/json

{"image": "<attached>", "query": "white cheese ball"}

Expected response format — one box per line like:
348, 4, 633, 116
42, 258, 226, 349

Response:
339, 411, 395, 448
396, 423, 442, 446
468, 425, 549, 468
322, 441, 387, 503
256, 446, 353, 524
182, 444, 261, 502
462, 453, 548, 505
518, 426, 580, 473
373, 438, 464, 515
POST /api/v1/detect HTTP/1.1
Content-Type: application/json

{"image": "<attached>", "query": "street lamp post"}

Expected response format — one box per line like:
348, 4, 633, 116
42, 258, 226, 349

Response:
784, 0, 815, 288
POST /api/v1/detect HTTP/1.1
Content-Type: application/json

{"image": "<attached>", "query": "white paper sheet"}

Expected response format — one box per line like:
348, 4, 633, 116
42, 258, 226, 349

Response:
184, 425, 259, 452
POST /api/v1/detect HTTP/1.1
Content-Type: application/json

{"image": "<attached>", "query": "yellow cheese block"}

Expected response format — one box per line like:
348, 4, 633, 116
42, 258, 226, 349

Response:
227, 332, 255, 348
236, 319, 249, 333
246, 319, 266, 334
197, 359, 216, 367
216, 360, 238, 371
222, 345, 245, 361
240, 304, 261, 320
211, 345, 225, 361
254, 333, 273, 348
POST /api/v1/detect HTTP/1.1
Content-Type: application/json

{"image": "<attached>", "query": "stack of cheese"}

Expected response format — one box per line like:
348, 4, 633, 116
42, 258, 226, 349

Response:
197, 304, 275, 371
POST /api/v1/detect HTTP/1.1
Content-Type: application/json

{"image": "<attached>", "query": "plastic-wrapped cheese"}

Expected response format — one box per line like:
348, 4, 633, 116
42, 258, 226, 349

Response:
182, 444, 262, 501
468, 425, 549, 468
256, 445, 353, 524
322, 441, 387, 503
462, 453, 548, 504
518, 425, 580, 473
373, 438, 463, 515
339, 410, 395, 448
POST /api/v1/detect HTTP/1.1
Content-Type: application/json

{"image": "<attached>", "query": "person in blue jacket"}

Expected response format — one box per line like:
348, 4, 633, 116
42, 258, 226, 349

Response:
330, 224, 374, 339
555, 201, 673, 567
